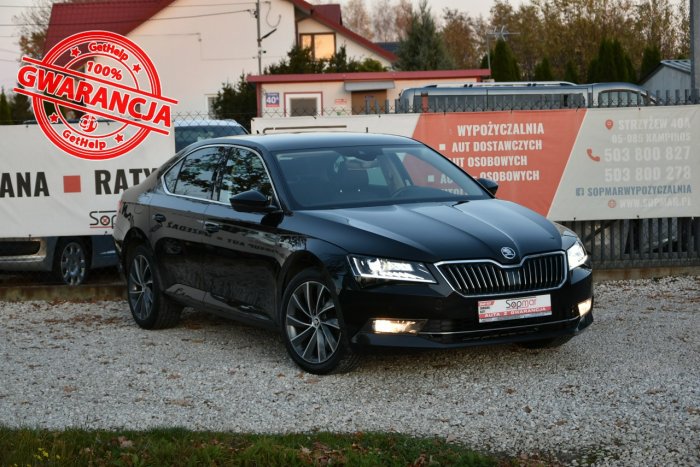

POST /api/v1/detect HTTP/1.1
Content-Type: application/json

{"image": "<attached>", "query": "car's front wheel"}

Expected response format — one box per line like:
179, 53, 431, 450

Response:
281, 269, 358, 374
126, 244, 182, 329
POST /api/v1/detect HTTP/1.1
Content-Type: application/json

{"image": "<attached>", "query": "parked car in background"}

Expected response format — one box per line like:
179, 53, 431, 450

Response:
174, 118, 247, 152
0, 236, 117, 285
113, 132, 593, 374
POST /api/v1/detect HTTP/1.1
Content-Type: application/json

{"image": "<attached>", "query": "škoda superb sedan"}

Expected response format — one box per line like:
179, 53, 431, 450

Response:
113, 133, 593, 374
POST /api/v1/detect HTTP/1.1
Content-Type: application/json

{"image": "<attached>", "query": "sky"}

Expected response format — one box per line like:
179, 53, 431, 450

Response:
0, 0, 523, 94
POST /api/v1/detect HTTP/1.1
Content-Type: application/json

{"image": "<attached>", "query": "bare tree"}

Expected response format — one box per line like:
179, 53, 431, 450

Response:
371, 0, 394, 42
14, 0, 56, 59
342, 0, 374, 40
441, 9, 480, 69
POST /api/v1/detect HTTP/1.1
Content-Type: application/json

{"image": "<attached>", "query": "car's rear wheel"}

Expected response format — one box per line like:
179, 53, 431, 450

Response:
126, 244, 182, 329
281, 269, 359, 374
517, 335, 572, 349
53, 238, 88, 286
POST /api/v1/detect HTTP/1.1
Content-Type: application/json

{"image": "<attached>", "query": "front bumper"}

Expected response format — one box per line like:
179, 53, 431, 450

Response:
340, 266, 593, 350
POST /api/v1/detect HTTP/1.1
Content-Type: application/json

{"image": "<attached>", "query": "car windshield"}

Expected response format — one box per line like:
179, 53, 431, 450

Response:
273, 143, 490, 209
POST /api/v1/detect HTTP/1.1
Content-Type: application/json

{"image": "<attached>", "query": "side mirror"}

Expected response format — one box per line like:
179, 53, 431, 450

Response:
230, 190, 277, 213
477, 178, 498, 196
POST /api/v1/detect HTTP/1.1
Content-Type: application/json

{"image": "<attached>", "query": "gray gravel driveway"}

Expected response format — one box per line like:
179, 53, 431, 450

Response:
1, 276, 698, 465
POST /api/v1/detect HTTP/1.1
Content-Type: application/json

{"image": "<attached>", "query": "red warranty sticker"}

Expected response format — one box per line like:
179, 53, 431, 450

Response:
15, 30, 177, 160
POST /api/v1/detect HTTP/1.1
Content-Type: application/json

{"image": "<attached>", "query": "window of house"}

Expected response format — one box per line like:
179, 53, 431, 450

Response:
285, 93, 322, 117
206, 95, 217, 117
299, 33, 335, 60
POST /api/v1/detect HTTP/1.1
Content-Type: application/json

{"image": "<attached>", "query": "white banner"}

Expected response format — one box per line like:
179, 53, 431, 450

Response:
0, 124, 174, 237
253, 105, 700, 220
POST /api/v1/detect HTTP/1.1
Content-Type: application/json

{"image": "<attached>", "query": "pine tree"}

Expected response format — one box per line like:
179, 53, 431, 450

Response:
491, 39, 520, 81
395, 0, 453, 71
10, 92, 33, 123
588, 38, 634, 82
564, 61, 579, 84
0, 90, 12, 124
212, 74, 256, 131
639, 46, 661, 82
533, 57, 554, 81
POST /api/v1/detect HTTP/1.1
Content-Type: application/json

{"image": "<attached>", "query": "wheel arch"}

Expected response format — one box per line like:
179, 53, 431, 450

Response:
276, 240, 350, 323
120, 228, 149, 271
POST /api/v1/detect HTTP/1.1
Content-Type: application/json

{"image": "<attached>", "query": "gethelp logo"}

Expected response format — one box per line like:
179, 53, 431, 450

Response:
14, 30, 178, 160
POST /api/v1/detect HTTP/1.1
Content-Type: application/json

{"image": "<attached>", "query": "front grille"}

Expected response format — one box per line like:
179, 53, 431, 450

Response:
437, 252, 566, 296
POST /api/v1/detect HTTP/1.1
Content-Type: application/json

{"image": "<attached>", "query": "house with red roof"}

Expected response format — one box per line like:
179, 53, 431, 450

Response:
44, 0, 397, 114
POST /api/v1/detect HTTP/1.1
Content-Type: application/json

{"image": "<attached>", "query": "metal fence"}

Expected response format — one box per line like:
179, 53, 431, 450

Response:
560, 218, 700, 269
259, 87, 700, 118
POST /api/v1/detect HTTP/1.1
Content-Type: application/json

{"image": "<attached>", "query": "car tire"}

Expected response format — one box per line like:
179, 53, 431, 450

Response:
53, 238, 88, 286
517, 335, 573, 349
281, 269, 359, 374
126, 244, 182, 329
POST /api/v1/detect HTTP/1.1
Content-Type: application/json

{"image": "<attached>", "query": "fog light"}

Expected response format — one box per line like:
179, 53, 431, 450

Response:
372, 319, 425, 334
577, 298, 593, 317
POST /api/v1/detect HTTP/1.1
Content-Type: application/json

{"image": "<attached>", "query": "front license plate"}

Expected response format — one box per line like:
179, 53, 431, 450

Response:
478, 295, 552, 323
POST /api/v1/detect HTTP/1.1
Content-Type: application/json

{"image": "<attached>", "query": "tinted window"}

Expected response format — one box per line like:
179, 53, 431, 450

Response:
217, 148, 273, 203
168, 147, 227, 200
274, 144, 489, 209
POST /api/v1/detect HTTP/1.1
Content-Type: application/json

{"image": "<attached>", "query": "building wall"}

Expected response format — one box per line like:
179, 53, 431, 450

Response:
127, 0, 297, 114
643, 67, 691, 97
123, 0, 394, 114
258, 77, 481, 116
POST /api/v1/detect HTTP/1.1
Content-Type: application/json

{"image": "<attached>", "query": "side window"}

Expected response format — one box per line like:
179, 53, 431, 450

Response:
218, 148, 273, 203
163, 159, 183, 193
169, 147, 227, 200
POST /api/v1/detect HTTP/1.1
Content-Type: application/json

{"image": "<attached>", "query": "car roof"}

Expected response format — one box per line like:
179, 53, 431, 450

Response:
187, 132, 421, 152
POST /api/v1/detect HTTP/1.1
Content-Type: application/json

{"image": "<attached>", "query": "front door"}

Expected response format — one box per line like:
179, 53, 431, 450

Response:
200, 145, 283, 323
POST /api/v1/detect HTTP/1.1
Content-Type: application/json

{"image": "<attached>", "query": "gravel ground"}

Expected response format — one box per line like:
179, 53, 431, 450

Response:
1, 275, 698, 465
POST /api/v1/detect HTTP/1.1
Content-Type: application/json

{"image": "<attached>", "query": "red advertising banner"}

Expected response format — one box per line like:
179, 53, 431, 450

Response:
412, 110, 586, 215
252, 105, 699, 221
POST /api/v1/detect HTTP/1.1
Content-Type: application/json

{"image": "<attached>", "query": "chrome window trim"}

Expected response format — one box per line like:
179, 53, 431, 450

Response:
434, 251, 568, 298
161, 143, 282, 210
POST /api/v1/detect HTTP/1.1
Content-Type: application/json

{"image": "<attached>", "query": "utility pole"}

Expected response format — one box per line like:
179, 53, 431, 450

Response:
256, 0, 262, 75
692, 0, 699, 101
255, 0, 277, 75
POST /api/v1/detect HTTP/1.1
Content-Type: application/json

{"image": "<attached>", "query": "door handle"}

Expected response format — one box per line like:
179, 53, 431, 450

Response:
204, 221, 220, 233
153, 213, 166, 223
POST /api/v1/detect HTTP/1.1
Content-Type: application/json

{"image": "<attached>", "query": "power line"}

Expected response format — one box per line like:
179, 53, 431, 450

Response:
0, 1, 259, 8
0, 7, 254, 27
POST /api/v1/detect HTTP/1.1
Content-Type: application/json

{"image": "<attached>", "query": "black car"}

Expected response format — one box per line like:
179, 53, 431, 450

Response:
113, 133, 593, 374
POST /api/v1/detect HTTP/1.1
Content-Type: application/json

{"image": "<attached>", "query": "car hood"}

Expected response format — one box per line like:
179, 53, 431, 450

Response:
294, 199, 562, 263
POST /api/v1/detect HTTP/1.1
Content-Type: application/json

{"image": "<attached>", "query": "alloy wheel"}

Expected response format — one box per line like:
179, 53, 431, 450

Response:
128, 254, 154, 321
285, 281, 341, 364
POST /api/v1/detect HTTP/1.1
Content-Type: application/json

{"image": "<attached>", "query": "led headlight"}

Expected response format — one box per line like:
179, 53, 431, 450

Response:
567, 240, 588, 270
349, 256, 436, 283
